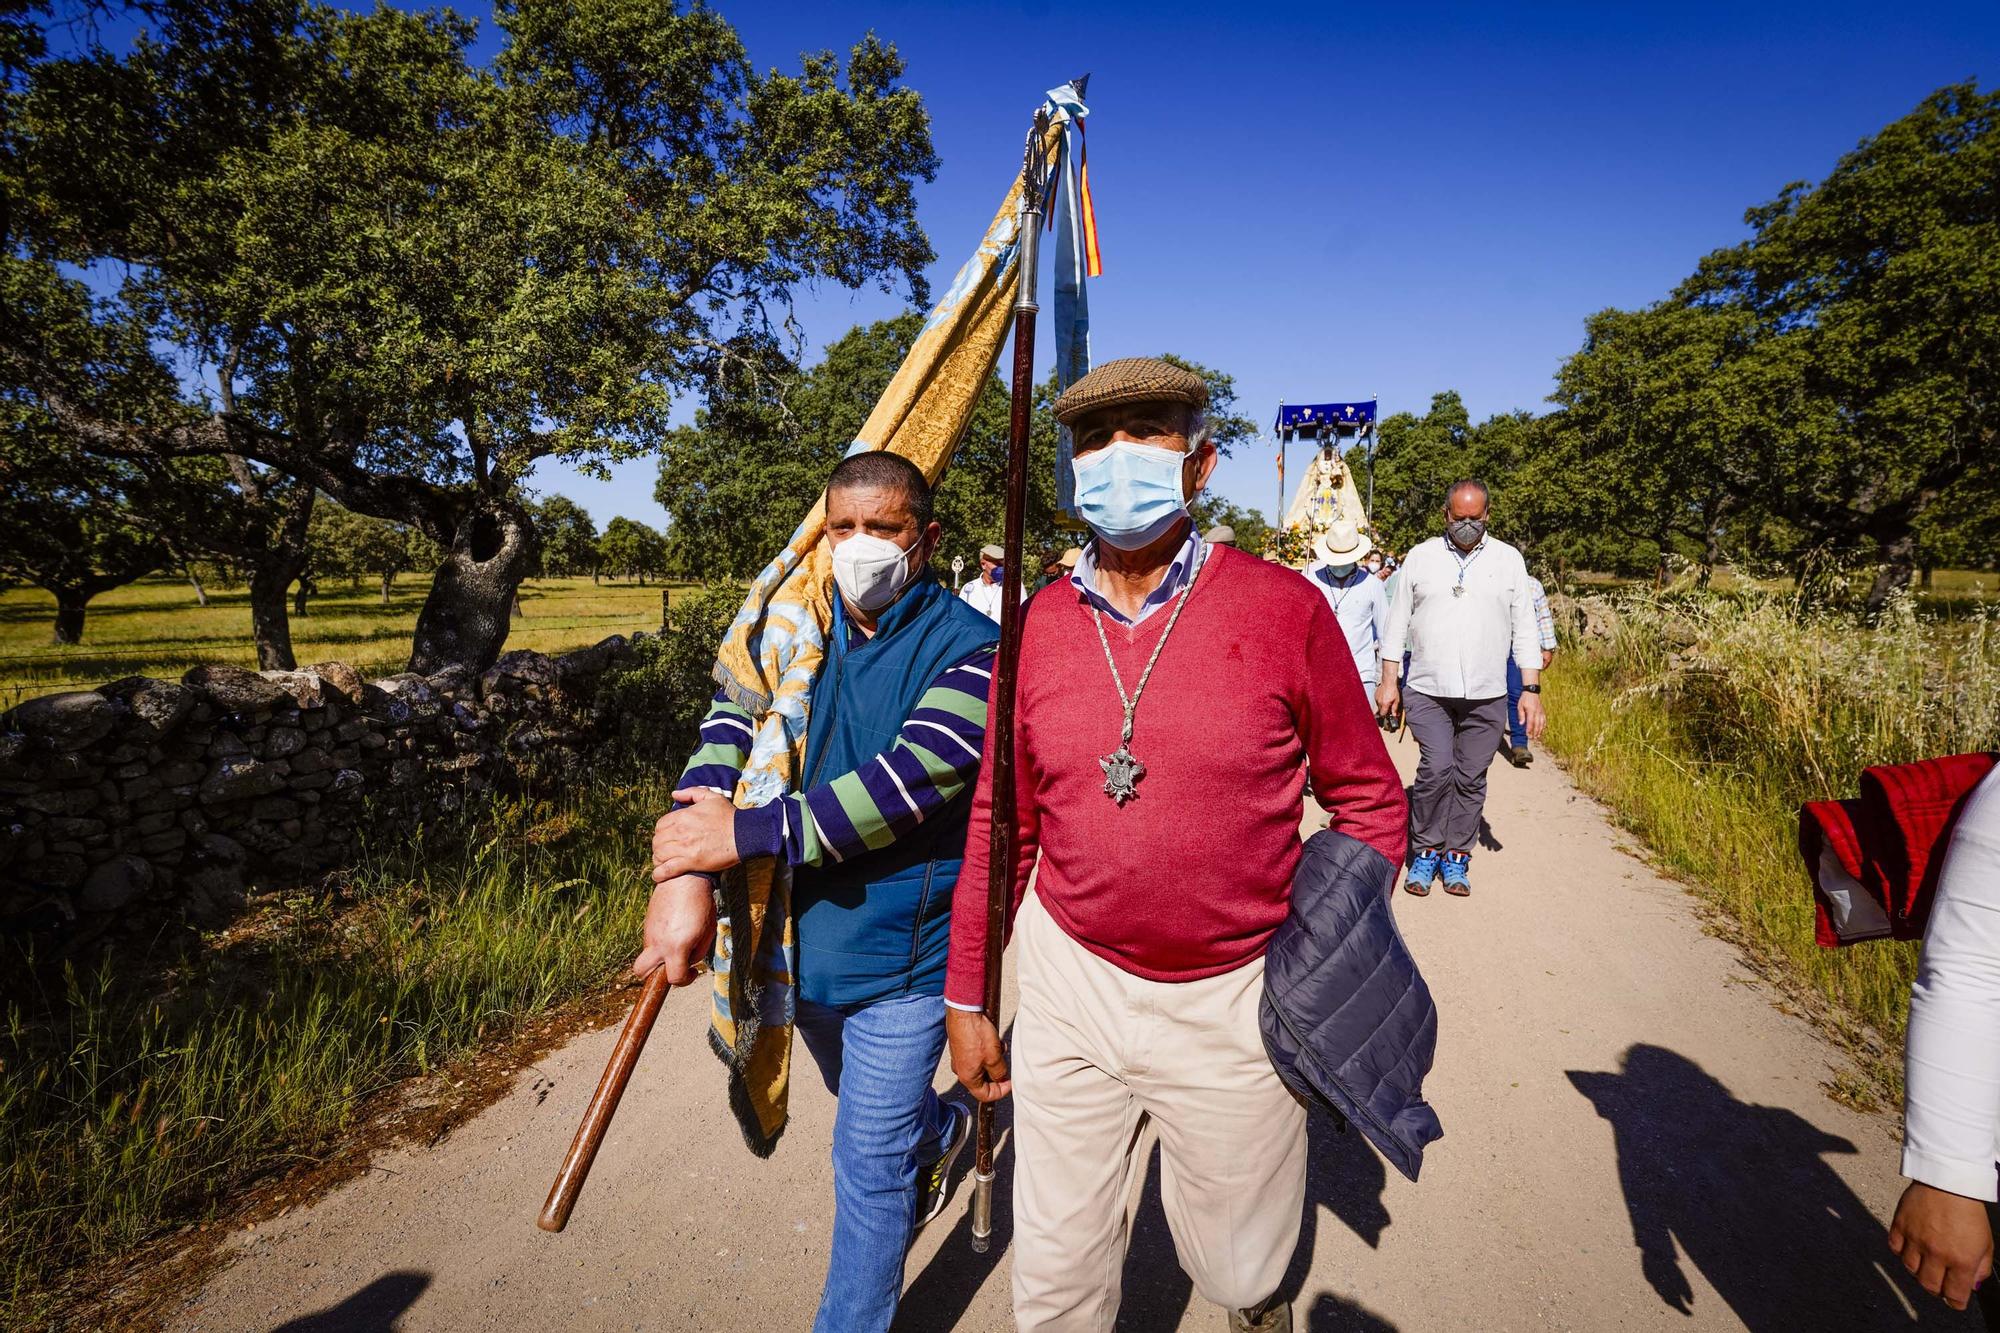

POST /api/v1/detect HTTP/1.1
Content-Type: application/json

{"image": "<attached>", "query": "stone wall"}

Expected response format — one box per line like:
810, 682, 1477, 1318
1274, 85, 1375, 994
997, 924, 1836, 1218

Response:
0, 636, 643, 933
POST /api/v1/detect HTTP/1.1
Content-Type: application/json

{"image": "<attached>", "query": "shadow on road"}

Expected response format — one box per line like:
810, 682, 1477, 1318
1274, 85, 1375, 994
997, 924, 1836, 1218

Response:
893, 1096, 1015, 1331
269, 1269, 430, 1331
1570, 1043, 1970, 1329
1304, 1289, 1399, 1331
1116, 1110, 1392, 1330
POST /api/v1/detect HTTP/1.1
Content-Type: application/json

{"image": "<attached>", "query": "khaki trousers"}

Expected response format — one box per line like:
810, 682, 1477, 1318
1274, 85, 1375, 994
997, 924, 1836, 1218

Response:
1010, 893, 1308, 1330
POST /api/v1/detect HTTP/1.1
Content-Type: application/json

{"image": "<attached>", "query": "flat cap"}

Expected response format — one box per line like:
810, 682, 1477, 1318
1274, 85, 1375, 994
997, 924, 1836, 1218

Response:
979, 543, 1004, 561
1053, 357, 1209, 427
1204, 524, 1236, 546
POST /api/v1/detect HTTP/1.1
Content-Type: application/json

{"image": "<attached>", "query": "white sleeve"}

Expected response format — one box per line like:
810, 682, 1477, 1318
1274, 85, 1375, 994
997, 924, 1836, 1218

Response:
1380, 562, 1414, 667
1904, 767, 2000, 1199
1509, 554, 1540, 668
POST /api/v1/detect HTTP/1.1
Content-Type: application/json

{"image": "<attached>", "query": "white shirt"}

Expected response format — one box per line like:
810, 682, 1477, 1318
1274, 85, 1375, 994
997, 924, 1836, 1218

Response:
959, 576, 1005, 622
1379, 534, 1540, 700
1903, 766, 2000, 1200
1307, 561, 1389, 686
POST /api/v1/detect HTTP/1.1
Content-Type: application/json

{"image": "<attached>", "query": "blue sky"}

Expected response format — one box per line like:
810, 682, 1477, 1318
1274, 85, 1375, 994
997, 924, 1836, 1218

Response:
532, 0, 2000, 528
54, 2, 2000, 527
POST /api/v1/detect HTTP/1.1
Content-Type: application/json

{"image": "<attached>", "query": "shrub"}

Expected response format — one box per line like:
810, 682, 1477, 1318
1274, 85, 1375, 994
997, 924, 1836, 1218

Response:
595, 582, 744, 774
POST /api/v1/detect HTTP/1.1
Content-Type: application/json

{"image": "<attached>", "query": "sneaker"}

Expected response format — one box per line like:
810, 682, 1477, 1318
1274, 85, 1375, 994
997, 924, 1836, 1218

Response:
1507, 744, 1533, 768
1405, 847, 1442, 896
916, 1100, 972, 1230
1229, 1297, 1293, 1332
1442, 851, 1472, 896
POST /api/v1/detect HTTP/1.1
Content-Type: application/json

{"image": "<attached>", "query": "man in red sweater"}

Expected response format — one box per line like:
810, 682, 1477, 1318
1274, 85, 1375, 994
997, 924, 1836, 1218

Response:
944, 358, 1407, 1332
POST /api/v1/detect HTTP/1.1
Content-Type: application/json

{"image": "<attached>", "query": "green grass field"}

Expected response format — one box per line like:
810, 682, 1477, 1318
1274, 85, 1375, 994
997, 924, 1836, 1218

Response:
0, 575, 691, 708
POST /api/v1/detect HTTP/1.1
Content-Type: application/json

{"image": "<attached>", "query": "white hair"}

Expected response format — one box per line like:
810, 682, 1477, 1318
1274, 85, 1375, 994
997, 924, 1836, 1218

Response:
1186, 406, 1213, 450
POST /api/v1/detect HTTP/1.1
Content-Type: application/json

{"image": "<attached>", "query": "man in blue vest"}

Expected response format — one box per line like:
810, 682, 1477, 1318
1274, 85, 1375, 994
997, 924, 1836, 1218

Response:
642, 451, 1001, 1333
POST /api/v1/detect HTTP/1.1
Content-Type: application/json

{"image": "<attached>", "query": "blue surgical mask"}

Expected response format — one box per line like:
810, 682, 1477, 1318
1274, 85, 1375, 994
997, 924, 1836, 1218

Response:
1072, 441, 1191, 550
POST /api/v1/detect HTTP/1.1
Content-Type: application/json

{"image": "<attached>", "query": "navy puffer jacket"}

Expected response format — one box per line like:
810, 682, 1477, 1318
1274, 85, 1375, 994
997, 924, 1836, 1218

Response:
1260, 827, 1444, 1182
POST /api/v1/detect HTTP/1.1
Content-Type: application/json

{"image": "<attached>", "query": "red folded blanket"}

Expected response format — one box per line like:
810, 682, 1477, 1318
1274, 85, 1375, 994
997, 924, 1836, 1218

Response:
1799, 751, 1997, 947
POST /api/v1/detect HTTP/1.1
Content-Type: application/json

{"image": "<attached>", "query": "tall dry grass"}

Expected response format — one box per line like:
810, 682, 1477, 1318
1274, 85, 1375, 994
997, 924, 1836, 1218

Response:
1544, 586, 2000, 1092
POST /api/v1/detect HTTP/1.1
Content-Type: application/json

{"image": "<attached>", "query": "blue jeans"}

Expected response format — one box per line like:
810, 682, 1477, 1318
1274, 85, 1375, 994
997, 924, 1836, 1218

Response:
1505, 655, 1528, 749
794, 993, 953, 1333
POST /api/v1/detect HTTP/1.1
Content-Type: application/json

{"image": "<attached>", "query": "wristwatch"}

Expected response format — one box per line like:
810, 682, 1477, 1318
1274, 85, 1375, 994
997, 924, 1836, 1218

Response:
1520, 684, 1541, 694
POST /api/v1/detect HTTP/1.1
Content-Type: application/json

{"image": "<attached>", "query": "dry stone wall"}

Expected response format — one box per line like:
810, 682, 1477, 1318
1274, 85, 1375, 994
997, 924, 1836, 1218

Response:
0, 636, 643, 933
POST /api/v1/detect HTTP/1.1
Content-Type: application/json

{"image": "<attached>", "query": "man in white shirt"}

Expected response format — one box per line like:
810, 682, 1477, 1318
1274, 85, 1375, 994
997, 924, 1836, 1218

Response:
958, 542, 1006, 622
1891, 763, 2000, 1315
1376, 479, 1545, 897
1306, 519, 1388, 696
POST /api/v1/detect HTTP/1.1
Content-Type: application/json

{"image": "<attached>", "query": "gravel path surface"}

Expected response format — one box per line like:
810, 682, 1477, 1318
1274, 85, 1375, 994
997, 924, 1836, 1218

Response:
171, 743, 1974, 1332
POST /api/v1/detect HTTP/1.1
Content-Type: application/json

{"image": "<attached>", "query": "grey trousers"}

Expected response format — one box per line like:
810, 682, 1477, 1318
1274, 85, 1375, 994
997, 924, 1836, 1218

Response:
1405, 690, 1509, 854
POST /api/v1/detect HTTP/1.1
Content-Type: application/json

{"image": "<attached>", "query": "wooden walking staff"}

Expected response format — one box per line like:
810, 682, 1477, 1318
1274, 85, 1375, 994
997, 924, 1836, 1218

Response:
538, 965, 677, 1231
971, 106, 1052, 1256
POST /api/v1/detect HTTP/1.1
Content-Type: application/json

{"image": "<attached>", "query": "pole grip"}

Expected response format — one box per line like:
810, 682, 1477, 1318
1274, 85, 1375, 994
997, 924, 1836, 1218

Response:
537, 966, 675, 1232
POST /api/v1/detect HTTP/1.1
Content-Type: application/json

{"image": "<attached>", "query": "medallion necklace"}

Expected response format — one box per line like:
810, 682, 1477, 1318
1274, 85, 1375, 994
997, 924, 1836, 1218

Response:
1450, 540, 1486, 598
1087, 559, 1203, 806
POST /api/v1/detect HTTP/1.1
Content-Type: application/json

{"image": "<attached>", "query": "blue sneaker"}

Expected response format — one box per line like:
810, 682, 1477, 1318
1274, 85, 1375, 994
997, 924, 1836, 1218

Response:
1441, 851, 1472, 896
1406, 847, 1442, 896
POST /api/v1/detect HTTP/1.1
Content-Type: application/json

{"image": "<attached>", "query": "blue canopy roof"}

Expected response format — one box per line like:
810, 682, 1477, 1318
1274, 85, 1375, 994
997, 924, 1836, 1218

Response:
1277, 400, 1376, 434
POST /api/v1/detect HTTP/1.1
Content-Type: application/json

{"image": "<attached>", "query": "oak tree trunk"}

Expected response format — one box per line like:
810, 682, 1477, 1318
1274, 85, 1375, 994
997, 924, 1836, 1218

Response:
381, 571, 395, 605
188, 570, 208, 607
51, 589, 88, 645
248, 556, 303, 670
408, 500, 538, 675
1864, 528, 1918, 618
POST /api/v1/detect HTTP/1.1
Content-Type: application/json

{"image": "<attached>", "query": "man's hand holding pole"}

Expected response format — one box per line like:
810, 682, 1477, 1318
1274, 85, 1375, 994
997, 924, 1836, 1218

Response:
948, 1008, 1012, 1102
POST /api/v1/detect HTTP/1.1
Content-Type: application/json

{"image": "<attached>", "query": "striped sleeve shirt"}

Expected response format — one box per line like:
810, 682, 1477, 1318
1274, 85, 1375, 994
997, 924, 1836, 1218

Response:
1528, 576, 1557, 652
675, 645, 997, 868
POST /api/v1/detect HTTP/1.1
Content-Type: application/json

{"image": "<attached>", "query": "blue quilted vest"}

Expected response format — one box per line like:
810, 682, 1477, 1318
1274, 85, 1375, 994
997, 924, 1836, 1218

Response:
794, 572, 999, 1009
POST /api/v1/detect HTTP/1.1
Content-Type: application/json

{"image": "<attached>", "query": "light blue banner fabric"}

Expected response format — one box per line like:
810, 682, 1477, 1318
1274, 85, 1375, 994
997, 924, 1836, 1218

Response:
1046, 82, 1092, 517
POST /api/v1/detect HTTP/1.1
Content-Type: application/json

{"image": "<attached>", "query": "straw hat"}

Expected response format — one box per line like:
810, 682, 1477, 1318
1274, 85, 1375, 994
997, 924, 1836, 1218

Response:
1058, 547, 1083, 570
1313, 520, 1373, 565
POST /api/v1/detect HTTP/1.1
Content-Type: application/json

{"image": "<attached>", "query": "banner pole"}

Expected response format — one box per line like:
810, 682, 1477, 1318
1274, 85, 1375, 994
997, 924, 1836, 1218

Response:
972, 107, 1048, 1255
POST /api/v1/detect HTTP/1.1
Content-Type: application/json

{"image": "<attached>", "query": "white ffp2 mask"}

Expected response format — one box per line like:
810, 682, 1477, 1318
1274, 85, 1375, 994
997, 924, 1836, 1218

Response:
831, 532, 919, 612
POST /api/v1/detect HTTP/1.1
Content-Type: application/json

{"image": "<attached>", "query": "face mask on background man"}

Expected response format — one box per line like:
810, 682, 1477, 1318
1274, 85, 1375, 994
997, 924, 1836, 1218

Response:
1072, 441, 1192, 550
831, 532, 919, 612
1447, 517, 1486, 550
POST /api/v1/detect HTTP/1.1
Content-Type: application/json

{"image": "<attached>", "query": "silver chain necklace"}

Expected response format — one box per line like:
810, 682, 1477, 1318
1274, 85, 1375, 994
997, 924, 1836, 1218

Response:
1087, 559, 1203, 806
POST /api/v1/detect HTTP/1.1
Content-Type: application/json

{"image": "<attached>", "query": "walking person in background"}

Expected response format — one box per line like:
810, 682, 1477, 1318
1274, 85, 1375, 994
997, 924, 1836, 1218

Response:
943, 357, 1406, 1332
1306, 519, 1389, 700
959, 542, 1008, 622
642, 453, 997, 1333
1204, 523, 1237, 548
1376, 479, 1544, 898
1889, 762, 2000, 1318
1504, 574, 1558, 767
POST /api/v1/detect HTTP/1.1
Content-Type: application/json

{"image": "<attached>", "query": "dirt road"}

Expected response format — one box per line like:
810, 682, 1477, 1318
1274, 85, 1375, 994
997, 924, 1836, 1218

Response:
171, 743, 1975, 1332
